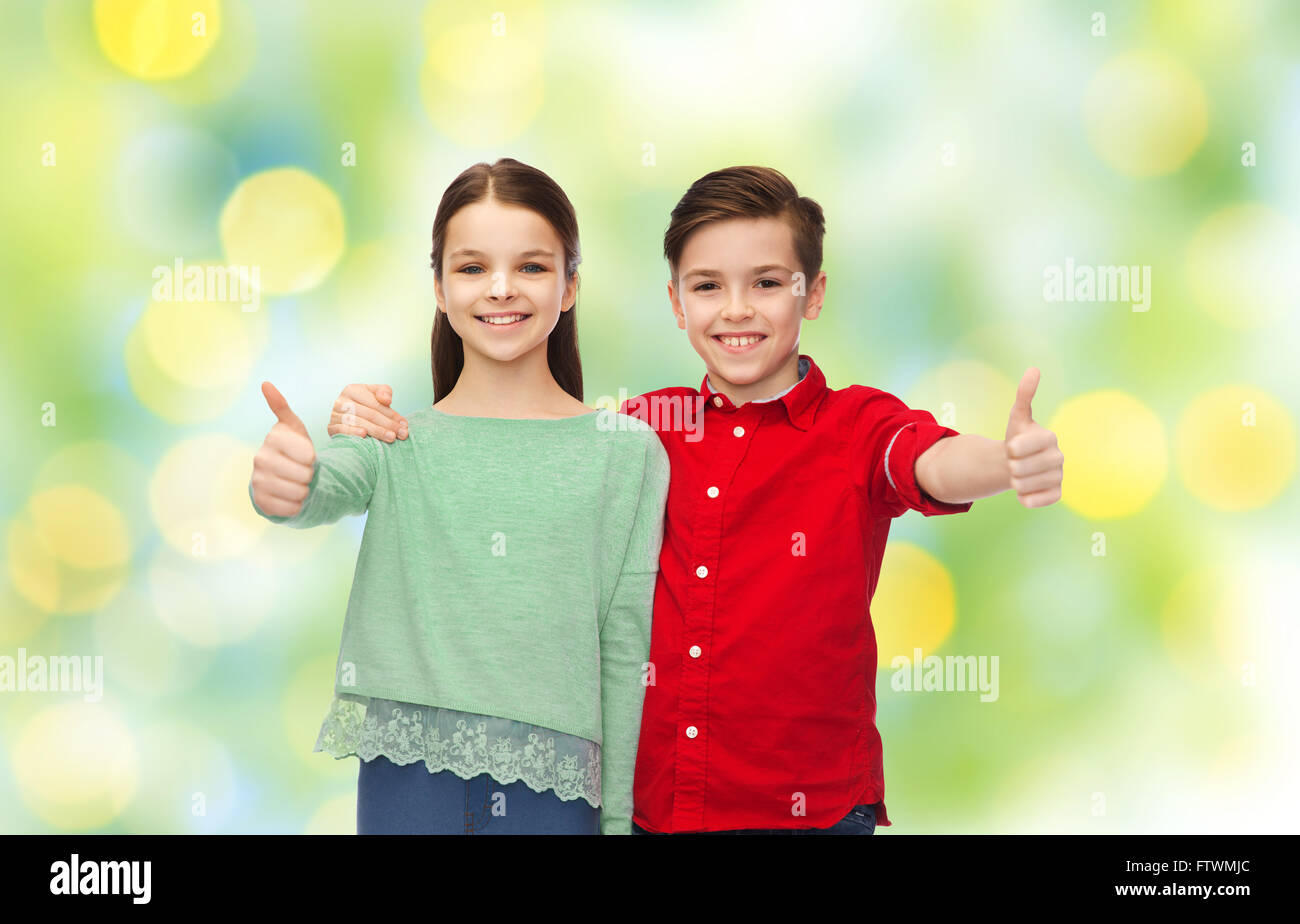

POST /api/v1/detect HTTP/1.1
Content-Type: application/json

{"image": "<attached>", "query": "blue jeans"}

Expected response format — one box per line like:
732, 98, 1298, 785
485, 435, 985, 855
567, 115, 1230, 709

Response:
631, 803, 877, 835
356, 754, 601, 834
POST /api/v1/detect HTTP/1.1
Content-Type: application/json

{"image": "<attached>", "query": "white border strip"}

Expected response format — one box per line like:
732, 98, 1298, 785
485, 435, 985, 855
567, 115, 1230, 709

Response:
883, 424, 910, 495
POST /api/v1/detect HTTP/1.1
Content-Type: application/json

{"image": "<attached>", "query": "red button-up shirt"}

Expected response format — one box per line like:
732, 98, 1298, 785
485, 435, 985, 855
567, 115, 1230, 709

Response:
620, 354, 974, 832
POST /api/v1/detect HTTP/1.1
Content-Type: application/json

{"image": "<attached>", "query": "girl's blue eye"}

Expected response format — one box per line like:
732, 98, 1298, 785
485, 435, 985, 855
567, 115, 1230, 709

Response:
459, 265, 484, 274
521, 263, 546, 273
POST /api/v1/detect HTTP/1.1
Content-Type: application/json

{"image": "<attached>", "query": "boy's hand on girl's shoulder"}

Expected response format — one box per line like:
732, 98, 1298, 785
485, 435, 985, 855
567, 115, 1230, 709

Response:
252, 381, 316, 517
1003, 367, 1064, 509
328, 383, 407, 441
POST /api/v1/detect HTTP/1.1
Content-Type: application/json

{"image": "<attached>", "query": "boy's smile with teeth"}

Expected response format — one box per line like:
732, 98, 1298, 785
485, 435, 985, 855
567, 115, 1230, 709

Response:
713, 332, 767, 351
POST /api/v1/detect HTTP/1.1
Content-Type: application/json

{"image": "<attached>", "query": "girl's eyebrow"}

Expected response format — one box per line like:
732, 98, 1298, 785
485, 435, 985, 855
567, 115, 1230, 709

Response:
449, 248, 557, 259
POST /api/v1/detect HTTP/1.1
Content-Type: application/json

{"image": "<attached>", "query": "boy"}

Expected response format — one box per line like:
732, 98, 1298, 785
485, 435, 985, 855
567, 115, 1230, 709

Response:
324, 165, 1063, 833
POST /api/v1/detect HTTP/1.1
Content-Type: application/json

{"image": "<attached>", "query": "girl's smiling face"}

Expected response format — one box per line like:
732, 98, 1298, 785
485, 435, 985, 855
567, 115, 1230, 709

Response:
669, 216, 826, 402
435, 197, 577, 364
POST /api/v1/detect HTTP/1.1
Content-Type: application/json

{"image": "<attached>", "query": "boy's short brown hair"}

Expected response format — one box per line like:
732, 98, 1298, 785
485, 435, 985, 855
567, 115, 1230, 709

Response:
663, 165, 826, 285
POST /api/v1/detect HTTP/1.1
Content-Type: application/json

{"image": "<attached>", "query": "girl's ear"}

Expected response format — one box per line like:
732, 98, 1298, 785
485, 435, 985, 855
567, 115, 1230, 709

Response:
562, 271, 579, 311
433, 275, 446, 312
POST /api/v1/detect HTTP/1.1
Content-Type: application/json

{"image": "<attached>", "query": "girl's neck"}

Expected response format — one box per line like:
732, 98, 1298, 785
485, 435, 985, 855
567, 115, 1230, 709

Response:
434, 347, 589, 419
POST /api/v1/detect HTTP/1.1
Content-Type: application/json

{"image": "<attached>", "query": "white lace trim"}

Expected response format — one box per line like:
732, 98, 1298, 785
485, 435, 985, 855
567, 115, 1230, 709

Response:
314, 693, 602, 807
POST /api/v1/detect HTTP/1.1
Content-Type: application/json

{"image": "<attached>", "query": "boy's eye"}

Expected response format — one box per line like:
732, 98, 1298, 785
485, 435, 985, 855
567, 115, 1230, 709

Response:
693, 282, 719, 292
756, 278, 780, 289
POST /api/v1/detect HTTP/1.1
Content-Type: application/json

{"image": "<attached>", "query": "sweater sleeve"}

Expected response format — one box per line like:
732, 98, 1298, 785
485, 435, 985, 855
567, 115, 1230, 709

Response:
249, 434, 379, 528
597, 431, 670, 834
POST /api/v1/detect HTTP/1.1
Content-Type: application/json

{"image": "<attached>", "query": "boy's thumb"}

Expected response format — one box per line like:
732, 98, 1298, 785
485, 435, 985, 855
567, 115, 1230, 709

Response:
1009, 367, 1040, 425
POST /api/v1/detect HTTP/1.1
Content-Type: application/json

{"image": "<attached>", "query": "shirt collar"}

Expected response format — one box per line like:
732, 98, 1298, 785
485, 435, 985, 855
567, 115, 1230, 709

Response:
701, 354, 825, 431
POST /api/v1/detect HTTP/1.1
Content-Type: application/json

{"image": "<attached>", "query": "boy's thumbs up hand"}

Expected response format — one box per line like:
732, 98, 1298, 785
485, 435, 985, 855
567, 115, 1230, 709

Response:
251, 381, 317, 517
1003, 367, 1064, 509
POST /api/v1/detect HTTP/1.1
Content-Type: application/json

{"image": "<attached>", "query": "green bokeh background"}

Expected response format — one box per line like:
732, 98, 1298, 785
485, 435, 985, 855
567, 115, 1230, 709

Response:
1, 0, 1297, 833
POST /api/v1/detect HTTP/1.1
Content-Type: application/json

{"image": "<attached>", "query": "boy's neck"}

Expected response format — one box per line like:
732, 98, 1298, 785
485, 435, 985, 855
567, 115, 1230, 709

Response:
706, 353, 805, 406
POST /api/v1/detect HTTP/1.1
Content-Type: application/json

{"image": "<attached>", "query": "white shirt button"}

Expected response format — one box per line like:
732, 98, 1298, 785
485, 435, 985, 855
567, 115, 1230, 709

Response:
706, 486, 719, 498
689, 645, 702, 658
685, 726, 698, 739
713, 396, 723, 407
695, 565, 708, 578
733, 425, 745, 437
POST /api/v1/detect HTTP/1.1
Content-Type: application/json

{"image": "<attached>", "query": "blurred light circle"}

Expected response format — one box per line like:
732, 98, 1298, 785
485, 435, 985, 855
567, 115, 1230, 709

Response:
955, 326, 1066, 403
29, 484, 130, 570
6, 486, 132, 614
419, 3, 545, 146
125, 289, 268, 425
872, 541, 957, 668
12, 703, 138, 829
5, 516, 61, 614
33, 441, 152, 544
152, 0, 258, 105
906, 360, 1019, 439
146, 543, 275, 646
282, 654, 344, 770
304, 793, 356, 834
92, 581, 204, 698
1084, 52, 1208, 177
149, 434, 266, 559
146, 547, 213, 645
93, 0, 222, 80
1186, 204, 1300, 329
1049, 390, 1167, 519
1175, 385, 1295, 511
141, 287, 257, 390
0, 575, 50, 646
219, 168, 346, 294
122, 721, 236, 832
115, 125, 238, 253
325, 239, 437, 366
1161, 567, 1258, 687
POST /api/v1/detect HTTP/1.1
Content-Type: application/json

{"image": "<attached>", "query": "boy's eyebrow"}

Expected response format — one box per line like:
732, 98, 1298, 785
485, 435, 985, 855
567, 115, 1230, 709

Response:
682, 264, 796, 280
449, 248, 557, 259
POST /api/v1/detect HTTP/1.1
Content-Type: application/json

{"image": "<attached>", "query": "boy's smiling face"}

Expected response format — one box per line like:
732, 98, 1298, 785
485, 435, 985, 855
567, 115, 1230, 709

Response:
669, 216, 826, 405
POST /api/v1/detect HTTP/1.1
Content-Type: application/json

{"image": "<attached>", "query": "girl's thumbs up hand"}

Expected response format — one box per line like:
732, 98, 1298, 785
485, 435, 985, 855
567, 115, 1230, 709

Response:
1003, 367, 1064, 509
251, 381, 317, 517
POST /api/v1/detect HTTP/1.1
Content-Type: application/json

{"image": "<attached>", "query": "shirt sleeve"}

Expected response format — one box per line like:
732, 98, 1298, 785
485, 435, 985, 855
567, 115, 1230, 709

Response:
596, 431, 670, 834
851, 388, 974, 519
248, 434, 379, 529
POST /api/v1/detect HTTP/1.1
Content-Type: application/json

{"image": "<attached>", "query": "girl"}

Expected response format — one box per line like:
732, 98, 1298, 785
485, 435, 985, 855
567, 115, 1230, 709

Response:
249, 158, 669, 834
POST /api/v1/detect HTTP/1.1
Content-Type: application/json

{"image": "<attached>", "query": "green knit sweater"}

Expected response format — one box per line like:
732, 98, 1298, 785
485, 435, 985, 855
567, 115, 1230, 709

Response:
249, 406, 670, 834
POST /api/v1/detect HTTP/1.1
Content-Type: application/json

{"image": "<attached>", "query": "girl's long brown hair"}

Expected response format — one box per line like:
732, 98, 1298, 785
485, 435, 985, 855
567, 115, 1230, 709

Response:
429, 158, 583, 403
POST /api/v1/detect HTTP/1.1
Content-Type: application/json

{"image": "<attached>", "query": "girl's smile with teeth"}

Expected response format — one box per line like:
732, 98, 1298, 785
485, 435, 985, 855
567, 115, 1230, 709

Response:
476, 313, 532, 327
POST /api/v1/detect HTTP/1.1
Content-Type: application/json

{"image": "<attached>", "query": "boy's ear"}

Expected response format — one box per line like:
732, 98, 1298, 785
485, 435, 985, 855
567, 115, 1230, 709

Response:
667, 279, 686, 329
802, 271, 827, 320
